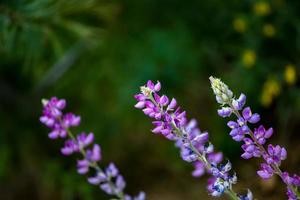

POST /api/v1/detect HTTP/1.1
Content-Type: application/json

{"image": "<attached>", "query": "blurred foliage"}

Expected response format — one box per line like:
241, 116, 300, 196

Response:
0, 0, 300, 199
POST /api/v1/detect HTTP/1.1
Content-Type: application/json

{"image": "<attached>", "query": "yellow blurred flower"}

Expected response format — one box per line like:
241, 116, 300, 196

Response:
233, 18, 247, 33
263, 24, 276, 37
261, 78, 281, 107
284, 64, 297, 85
253, 1, 271, 16
242, 50, 256, 68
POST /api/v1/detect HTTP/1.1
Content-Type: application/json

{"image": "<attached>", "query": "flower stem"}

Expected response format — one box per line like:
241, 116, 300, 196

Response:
225, 189, 240, 200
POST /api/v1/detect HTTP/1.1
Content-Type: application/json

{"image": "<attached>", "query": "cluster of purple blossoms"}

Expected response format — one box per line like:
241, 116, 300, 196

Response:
40, 97, 145, 200
135, 80, 252, 200
210, 76, 300, 200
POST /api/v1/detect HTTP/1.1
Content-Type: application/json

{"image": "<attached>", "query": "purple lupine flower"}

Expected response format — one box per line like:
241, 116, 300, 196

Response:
88, 171, 107, 185
264, 144, 287, 165
218, 107, 232, 117
86, 144, 102, 162
241, 138, 261, 159
61, 139, 79, 155
115, 175, 126, 193
192, 161, 206, 177
106, 163, 119, 177
100, 183, 114, 194
257, 163, 274, 179
40, 98, 79, 139
293, 175, 300, 186
135, 80, 252, 199
77, 159, 90, 174
242, 107, 260, 124
232, 94, 246, 111
282, 172, 300, 187
210, 76, 300, 199
287, 188, 298, 200
40, 97, 145, 200
77, 132, 94, 148
253, 126, 273, 145
62, 113, 81, 128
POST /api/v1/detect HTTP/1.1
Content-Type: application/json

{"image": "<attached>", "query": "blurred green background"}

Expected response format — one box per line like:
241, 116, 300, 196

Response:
1, 0, 300, 199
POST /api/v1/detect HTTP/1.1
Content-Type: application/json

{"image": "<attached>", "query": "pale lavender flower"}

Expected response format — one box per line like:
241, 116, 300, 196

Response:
77, 132, 94, 148
210, 76, 300, 199
135, 80, 252, 199
61, 139, 79, 155
218, 107, 232, 117
86, 144, 102, 162
88, 171, 107, 185
40, 97, 145, 200
77, 159, 90, 174
106, 163, 119, 177
241, 138, 261, 159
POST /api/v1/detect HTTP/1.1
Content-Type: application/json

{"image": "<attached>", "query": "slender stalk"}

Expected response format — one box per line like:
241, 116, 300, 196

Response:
226, 190, 240, 200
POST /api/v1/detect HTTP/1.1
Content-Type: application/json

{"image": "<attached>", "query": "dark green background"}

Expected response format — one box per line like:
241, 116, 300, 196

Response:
1, 0, 300, 199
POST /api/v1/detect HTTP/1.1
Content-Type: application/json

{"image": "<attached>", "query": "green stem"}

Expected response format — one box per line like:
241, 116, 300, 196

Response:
226, 190, 240, 200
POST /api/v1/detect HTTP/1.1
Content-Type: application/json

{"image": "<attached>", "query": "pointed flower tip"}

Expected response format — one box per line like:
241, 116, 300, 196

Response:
209, 76, 220, 88
41, 98, 49, 106
209, 76, 233, 104
140, 86, 152, 97
209, 76, 223, 85
209, 76, 216, 82
154, 81, 161, 91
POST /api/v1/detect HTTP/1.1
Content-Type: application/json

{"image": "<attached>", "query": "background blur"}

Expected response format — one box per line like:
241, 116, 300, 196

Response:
1, 0, 300, 199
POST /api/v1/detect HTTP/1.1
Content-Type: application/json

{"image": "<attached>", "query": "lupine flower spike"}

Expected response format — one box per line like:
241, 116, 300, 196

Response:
40, 97, 145, 200
135, 80, 253, 200
209, 76, 300, 200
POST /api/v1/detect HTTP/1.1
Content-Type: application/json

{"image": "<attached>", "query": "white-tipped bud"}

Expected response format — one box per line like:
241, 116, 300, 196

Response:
209, 76, 233, 104
140, 86, 152, 97
41, 98, 49, 106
